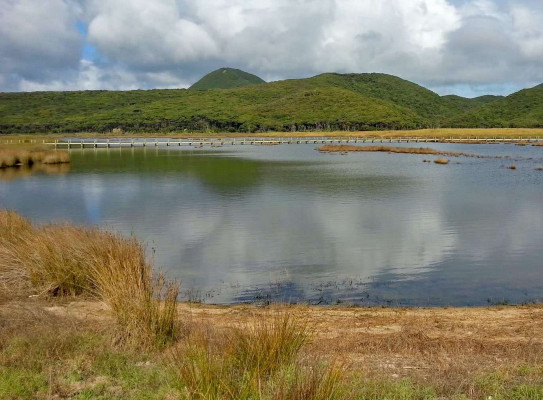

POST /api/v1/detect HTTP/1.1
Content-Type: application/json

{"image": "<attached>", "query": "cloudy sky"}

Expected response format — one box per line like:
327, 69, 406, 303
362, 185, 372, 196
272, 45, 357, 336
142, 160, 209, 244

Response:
1, 0, 543, 97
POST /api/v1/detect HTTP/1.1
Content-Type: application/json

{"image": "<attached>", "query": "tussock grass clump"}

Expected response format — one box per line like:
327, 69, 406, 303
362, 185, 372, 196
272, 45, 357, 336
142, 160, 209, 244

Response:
0, 149, 69, 169
0, 152, 19, 168
41, 151, 70, 164
434, 158, 450, 165
172, 311, 342, 399
270, 361, 344, 400
230, 312, 310, 378
0, 210, 178, 346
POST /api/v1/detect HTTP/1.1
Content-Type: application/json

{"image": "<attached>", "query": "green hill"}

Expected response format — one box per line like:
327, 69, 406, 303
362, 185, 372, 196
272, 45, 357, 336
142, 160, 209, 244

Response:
189, 68, 265, 90
307, 73, 446, 120
437, 95, 503, 123
444, 85, 543, 128
0, 70, 539, 133
0, 83, 425, 133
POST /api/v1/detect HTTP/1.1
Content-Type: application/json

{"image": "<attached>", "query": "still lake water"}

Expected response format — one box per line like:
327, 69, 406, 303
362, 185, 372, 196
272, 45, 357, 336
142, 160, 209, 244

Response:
1, 142, 543, 306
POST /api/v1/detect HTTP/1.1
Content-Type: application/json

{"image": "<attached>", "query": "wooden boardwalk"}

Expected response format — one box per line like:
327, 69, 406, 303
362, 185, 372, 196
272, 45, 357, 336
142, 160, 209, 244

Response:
3, 136, 543, 148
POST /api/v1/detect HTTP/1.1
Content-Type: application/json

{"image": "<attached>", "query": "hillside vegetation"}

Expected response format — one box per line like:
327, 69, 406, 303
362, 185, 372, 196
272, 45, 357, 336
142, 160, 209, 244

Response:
0, 68, 541, 133
189, 67, 265, 90
445, 85, 543, 128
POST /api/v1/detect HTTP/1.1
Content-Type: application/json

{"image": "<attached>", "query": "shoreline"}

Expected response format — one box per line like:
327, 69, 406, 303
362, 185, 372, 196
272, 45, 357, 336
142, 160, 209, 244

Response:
4, 297, 543, 398
8, 298, 543, 376
2, 207, 543, 398
2, 127, 543, 143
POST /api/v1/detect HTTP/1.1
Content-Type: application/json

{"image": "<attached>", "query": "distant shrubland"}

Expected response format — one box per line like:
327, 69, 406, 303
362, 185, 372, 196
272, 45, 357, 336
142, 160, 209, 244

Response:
1, 69, 543, 134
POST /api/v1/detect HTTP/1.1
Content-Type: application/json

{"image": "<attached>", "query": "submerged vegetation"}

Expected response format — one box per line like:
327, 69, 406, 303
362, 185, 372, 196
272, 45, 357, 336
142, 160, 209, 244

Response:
2, 70, 543, 134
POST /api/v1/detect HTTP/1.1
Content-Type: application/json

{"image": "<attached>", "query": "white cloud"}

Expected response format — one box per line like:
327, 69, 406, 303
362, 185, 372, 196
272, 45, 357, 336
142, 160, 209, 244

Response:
314, 0, 460, 76
87, 0, 218, 67
18, 60, 190, 91
0, 0, 82, 85
511, 5, 543, 60
2, 0, 543, 95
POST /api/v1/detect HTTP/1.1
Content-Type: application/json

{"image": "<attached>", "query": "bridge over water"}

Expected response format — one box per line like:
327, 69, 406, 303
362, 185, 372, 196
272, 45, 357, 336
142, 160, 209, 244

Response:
31, 136, 543, 148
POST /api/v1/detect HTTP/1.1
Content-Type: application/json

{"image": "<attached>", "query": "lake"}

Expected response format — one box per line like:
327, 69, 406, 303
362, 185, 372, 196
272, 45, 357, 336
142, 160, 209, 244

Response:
1, 142, 542, 306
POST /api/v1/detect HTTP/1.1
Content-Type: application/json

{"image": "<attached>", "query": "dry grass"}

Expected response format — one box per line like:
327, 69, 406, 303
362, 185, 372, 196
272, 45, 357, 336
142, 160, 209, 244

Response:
3, 128, 543, 143
171, 312, 342, 399
0, 210, 178, 346
174, 304, 543, 399
2, 293, 543, 399
434, 158, 450, 164
40, 151, 70, 164
0, 148, 69, 169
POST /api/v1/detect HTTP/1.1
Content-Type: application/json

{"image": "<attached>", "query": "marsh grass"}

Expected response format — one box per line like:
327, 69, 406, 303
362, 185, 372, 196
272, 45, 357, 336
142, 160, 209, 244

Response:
319, 145, 445, 155
0, 148, 69, 169
0, 210, 179, 346
317, 144, 497, 159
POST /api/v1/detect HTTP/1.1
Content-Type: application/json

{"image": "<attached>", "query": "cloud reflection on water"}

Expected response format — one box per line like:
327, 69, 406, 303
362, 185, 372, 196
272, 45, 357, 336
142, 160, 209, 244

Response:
0, 145, 541, 305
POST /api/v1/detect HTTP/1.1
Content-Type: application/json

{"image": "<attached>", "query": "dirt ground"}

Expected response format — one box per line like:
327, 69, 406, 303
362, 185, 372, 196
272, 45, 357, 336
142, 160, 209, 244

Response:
2, 298, 542, 397
39, 301, 543, 377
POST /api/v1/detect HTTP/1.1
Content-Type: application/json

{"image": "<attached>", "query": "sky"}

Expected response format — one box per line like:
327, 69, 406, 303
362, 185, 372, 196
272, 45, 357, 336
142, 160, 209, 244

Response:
1, 0, 543, 97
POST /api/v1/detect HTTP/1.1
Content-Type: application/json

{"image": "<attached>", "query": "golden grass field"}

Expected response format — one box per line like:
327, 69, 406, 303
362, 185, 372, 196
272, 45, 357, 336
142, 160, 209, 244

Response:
2, 128, 543, 143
